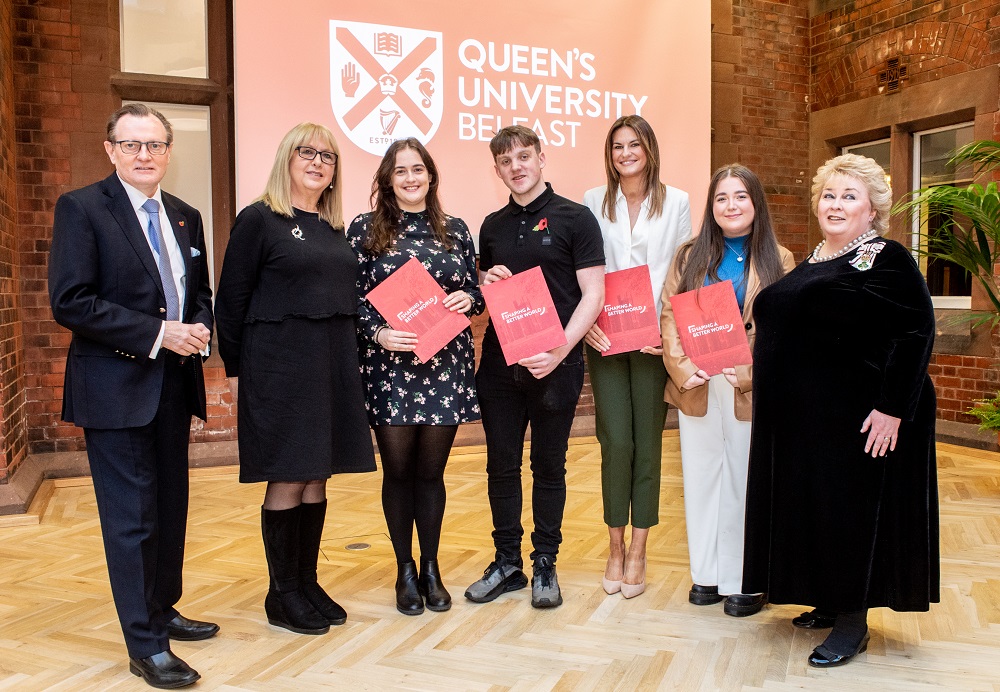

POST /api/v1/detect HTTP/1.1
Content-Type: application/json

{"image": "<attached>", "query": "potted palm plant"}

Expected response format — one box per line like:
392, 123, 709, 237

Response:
892, 139, 1000, 438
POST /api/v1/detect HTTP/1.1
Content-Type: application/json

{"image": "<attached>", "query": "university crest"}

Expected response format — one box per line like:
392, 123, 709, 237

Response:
329, 20, 443, 155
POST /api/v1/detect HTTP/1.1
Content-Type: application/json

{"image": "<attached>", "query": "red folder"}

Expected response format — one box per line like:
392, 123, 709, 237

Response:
668, 280, 750, 376
365, 257, 470, 363
596, 266, 661, 356
482, 266, 567, 365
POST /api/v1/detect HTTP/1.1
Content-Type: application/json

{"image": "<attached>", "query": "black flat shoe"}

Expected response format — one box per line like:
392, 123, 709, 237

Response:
689, 584, 724, 605
808, 633, 870, 668
166, 614, 220, 641
793, 609, 836, 629
418, 558, 452, 612
723, 593, 766, 617
129, 650, 200, 689
396, 561, 424, 615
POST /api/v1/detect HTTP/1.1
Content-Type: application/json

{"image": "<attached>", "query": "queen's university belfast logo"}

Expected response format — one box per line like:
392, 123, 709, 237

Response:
330, 20, 444, 155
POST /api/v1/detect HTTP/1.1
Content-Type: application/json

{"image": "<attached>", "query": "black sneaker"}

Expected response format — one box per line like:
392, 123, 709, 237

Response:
531, 555, 562, 608
464, 560, 528, 603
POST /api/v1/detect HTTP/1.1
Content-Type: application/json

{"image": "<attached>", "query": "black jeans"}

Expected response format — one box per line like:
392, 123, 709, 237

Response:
476, 348, 584, 564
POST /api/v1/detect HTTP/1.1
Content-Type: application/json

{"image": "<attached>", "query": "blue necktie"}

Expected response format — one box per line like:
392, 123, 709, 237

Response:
142, 198, 180, 321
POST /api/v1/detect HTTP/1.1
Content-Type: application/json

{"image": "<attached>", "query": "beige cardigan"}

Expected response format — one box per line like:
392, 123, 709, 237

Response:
659, 244, 796, 421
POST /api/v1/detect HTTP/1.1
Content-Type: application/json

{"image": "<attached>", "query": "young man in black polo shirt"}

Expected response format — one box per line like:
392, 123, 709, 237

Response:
465, 125, 605, 608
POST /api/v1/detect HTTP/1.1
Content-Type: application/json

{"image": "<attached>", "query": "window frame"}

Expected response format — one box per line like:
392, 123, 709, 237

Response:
909, 122, 976, 308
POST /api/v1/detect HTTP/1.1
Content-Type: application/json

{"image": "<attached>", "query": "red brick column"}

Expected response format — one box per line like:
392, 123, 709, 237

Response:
0, 0, 28, 480
711, 0, 812, 259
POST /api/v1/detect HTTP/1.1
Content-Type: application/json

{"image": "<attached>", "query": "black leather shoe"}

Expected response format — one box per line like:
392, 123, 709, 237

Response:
793, 609, 836, 629
723, 593, 766, 617
418, 558, 452, 612
808, 633, 870, 668
689, 584, 724, 605
395, 560, 424, 615
129, 650, 200, 689
166, 614, 220, 641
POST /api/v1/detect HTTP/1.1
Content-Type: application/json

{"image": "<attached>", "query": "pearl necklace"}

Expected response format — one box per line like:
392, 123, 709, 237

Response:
810, 229, 877, 263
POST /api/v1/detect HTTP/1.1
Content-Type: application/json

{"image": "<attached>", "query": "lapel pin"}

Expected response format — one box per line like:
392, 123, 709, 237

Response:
178, 221, 185, 227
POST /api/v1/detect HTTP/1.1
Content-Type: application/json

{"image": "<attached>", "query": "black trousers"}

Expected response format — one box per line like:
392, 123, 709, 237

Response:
475, 348, 584, 563
84, 355, 192, 659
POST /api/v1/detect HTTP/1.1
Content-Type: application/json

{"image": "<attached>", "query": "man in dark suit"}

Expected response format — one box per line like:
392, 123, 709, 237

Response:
48, 103, 218, 689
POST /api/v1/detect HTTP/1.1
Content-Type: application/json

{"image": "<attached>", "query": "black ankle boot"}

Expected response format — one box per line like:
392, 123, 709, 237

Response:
418, 557, 451, 612
298, 500, 347, 625
395, 561, 424, 615
261, 506, 330, 635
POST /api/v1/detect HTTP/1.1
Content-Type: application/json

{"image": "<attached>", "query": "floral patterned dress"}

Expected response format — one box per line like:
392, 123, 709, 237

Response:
347, 210, 484, 426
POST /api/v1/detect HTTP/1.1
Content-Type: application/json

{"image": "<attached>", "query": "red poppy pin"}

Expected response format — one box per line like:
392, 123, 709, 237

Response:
178, 221, 185, 227
532, 218, 548, 232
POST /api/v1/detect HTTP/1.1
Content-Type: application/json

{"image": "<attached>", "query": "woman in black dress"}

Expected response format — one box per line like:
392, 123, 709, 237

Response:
215, 123, 376, 636
742, 153, 938, 667
347, 138, 483, 615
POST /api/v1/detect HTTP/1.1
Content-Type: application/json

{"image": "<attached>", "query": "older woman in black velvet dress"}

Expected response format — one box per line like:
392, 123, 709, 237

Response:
216, 123, 376, 637
742, 153, 938, 667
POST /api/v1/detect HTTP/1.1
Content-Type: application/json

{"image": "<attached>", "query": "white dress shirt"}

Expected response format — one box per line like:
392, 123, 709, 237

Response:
583, 184, 692, 316
119, 175, 187, 358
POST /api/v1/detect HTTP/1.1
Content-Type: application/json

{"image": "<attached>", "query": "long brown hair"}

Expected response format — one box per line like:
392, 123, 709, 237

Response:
676, 164, 785, 294
365, 138, 450, 255
601, 115, 666, 223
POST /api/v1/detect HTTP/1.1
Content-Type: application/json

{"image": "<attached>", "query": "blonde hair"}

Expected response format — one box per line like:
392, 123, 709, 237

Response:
811, 153, 892, 234
258, 123, 344, 229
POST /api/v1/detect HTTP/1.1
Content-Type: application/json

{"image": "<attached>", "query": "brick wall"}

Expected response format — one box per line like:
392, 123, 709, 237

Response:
712, 0, 813, 259
0, 0, 28, 480
810, 0, 1000, 424
11, 0, 233, 453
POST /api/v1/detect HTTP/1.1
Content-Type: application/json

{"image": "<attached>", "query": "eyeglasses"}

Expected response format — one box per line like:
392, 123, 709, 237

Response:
295, 146, 338, 166
113, 140, 170, 156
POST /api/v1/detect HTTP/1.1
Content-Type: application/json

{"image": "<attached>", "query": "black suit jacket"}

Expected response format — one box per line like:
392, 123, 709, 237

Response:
48, 173, 214, 429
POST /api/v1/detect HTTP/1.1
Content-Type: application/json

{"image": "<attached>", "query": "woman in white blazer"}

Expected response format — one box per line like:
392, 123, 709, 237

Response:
583, 115, 691, 598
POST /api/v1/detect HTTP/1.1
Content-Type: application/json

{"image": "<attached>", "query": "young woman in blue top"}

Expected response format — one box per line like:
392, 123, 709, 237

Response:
659, 164, 795, 616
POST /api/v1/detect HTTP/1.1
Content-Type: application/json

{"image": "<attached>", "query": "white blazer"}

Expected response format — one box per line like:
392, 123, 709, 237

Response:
583, 184, 692, 315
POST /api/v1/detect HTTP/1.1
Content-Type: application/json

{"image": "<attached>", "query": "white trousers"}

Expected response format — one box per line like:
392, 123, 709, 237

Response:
677, 375, 753, 595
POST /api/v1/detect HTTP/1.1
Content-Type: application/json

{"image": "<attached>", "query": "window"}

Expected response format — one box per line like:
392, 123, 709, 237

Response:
126, 102, 215, 286
843, 138, 890, 176
115, 0, 233, 290
120, 0, 208, 78
911, 123, 975, 308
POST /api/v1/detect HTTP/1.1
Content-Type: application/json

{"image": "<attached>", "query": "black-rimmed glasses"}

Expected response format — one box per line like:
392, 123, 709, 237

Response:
113, 140, 170, 156
295, 146, 338, 165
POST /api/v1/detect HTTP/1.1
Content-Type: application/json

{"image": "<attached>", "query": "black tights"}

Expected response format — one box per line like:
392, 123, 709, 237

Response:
374, 424, 458, 564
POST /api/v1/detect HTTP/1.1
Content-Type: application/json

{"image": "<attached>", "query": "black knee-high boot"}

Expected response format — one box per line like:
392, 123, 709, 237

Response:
261, 506, 330, 635
298, 500, 347, 625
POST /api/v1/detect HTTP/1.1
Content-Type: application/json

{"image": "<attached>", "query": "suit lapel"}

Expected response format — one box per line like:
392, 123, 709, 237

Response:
102, 174, 163, 298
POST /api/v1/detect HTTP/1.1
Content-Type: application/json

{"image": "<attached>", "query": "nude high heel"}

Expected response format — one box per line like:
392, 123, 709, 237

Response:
620, 557, 646, 599
602, 553, 623, 595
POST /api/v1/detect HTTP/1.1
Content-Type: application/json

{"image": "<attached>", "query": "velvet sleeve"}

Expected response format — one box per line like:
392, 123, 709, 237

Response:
214, 204, 266, 377
862, 242, 935, 420
346, 214, 386, 343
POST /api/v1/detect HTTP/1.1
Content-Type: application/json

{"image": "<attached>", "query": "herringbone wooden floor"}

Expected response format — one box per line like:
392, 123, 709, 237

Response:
1, 433, 999, 690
